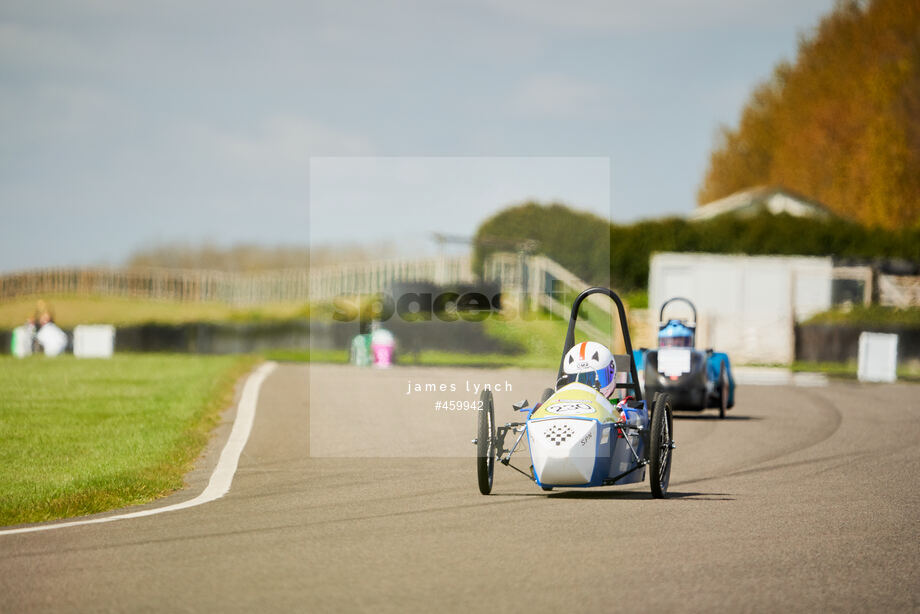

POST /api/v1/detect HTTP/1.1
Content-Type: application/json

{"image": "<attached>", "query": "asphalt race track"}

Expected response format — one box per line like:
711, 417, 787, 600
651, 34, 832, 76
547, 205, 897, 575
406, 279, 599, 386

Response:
1, 363, 918, 612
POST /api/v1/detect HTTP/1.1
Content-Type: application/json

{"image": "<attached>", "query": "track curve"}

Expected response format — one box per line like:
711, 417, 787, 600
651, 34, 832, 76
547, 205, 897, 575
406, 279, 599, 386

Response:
1, 364, 917, 612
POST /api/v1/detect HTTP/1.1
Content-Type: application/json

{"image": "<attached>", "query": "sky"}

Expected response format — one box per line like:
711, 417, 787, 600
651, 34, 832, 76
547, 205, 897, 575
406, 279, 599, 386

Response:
310, 157, 610, 252
0, 0, 837, 272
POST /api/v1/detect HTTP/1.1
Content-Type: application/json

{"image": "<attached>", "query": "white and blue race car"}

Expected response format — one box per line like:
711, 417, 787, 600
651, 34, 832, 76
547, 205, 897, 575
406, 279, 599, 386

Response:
634, 297, 735, 419
475, 287, 675, 498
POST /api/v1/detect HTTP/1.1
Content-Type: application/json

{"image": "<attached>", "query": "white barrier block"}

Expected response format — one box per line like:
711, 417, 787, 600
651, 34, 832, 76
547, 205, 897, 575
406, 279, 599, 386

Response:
73, 325, 115, 358
10, 325, 33, 358
36, 323, 68, 357
858, 332, 898, 383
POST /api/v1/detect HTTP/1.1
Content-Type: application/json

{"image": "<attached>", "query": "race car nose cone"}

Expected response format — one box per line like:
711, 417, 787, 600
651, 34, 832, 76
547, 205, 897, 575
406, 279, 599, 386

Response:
528, 418, 597, 485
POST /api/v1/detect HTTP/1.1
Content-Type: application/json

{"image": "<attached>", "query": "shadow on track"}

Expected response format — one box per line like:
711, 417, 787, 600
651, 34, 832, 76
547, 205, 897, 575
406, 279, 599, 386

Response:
544, 490, 734, 501
674, 413, 761, 421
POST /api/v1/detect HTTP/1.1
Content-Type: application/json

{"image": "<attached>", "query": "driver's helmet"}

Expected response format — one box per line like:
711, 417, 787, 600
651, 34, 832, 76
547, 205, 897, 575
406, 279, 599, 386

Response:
563, 341, 617, 398
658, 319, 694, 348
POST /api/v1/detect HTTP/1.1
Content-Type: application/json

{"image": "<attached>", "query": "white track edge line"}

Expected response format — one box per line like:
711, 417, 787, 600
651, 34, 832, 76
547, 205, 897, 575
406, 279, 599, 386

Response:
0, 361, 278, 537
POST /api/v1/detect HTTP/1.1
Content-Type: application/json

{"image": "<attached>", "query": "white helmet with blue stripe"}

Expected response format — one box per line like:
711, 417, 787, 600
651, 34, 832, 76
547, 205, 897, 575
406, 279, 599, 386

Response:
563, 341, 617, 398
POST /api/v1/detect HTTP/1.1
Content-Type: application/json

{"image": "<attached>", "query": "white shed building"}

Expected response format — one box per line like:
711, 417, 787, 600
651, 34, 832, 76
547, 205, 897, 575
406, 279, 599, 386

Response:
648, 253, 833, 364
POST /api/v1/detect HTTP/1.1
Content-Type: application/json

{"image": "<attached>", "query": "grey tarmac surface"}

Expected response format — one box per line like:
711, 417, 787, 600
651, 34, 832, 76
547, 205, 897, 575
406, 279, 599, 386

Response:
1, 363, 918, 613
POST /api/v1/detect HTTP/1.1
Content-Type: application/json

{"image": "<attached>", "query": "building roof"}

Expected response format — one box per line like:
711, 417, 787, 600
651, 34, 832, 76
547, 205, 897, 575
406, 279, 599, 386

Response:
690, 186, 834, 222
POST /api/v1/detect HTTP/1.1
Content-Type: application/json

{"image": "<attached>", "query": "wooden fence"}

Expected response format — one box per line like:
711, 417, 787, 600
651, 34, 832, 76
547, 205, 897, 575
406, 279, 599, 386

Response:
0, 256, 481, 306
308, 255, 476, 299
0, 268, 310, 305
0, 255, 617, 340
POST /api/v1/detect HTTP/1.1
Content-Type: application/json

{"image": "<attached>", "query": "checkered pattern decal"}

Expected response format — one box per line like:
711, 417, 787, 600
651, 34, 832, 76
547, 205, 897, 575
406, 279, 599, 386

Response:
544, 423, 576, 446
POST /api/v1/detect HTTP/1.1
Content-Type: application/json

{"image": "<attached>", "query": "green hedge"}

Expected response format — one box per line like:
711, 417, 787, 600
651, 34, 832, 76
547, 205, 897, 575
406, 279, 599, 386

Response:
474, 203, 920, 290
610, 213, 920, 290
804, 305, 920, 328
474, 202, 610, 285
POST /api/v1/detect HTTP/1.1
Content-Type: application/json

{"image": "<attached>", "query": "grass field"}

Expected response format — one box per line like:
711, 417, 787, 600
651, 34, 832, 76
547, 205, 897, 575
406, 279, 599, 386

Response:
263, 348, 347, 363
265, 317, 591, 368
0, 354, 257, 526
0, 294, 308, 329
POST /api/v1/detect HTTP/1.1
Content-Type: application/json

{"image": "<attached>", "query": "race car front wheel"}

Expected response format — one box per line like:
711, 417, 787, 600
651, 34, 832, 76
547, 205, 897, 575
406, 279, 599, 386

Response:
718, 363, 728, 419
477, 389, 496, 495
649, 393, 674, 499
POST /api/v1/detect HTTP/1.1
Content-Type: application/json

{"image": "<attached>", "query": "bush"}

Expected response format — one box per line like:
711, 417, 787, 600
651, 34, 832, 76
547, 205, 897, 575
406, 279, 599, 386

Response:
474, 203, 920, 291
805, 305, 920, 328
474, 202, 610, 285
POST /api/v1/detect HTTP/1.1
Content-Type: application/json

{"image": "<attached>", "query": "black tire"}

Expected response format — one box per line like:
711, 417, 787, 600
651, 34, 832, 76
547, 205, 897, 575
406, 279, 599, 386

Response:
476, 389, 496, 495
718, 363, 728, 419
649, 393, 674, 499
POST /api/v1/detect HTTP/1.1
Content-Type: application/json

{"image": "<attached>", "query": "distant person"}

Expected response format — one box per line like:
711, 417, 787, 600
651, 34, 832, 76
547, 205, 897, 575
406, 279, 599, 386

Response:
370, 324, 395, 368
350, 333, 372, 366
30, 300, 47, 352
33, 299, 48, 324
35, 308, 68, 357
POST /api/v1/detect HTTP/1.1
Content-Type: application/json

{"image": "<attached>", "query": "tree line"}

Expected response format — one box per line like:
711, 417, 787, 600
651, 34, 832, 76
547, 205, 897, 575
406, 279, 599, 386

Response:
474, 202, 920, 291
698, 0, 919, 229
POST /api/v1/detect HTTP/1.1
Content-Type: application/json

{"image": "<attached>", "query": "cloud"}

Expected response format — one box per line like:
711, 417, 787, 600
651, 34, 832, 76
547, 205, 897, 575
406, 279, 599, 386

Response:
182, 116, 375, 175
507, 73, 608, 118
308, 156, 611, 249
0, 0, 837, 272
476, 0, 832, 33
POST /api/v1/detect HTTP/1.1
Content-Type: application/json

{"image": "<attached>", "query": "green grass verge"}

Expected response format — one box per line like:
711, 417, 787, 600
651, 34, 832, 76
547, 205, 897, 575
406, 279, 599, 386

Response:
482, 316, 582, 368
790, 361, 859, 377
279, 310, 606, 368
295, 316, 589, 369
791, 360, 920, 381
0, 353, 258, 526
0, 294, 310, 329
262, 348, 347, 363
548, 291, 613, 338
396, 350, 522, 368
621, 289, 649, 310
804, 305, 920, 328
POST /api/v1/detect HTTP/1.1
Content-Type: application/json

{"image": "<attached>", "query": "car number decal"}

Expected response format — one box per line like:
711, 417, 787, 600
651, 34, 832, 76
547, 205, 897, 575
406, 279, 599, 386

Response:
658, 348, 691, 377
544, 401, 594, 415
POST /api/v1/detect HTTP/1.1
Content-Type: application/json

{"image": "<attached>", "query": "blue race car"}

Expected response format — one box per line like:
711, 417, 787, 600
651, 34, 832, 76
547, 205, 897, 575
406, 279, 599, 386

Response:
634, 297, 735, 418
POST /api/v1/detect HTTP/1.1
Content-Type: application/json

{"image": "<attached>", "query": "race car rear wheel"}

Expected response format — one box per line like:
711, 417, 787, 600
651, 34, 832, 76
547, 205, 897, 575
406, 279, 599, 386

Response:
718, 363, 728, 419
477, 389, 496, 495
649, 393, 673, 499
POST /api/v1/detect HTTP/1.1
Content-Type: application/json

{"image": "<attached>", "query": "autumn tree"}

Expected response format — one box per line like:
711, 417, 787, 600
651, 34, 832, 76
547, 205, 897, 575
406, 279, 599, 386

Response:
698, 0, 920, 228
